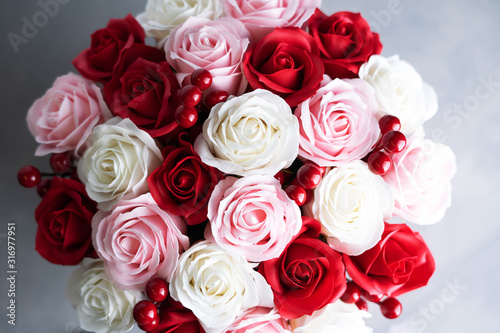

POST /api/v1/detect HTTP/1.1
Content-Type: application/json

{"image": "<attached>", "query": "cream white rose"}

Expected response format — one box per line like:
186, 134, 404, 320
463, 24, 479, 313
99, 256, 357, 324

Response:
383, 133, 456, 225
290, 300, 372, 333
66, 258, 140, 333
194, 89, 299, 176
137, 0, 223, 45
78, 117, 163, 211
309, 161, 393, 255
358, 55, 438, 134
170, 240, 274, 333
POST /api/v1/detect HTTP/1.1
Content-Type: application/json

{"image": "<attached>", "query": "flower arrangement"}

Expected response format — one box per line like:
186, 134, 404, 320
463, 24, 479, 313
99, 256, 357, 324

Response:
18, 0, 456, 332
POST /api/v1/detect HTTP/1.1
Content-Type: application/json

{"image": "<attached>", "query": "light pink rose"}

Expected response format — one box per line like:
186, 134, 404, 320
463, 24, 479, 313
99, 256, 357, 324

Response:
222, 0, 321, 41
164, 17, 250, 96
295, 78, 380, 167
205, 175, 302, 262
225, 307, 291, 333
92, 193, 190, 290
383, 133, 456, 225
27, 73, 111, 158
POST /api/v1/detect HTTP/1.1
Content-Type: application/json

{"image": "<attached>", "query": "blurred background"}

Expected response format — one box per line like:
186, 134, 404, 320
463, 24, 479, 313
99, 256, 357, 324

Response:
1, 0, 499, 332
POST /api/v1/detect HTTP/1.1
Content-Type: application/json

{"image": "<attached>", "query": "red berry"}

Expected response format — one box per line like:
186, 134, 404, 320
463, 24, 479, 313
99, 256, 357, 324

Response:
274, 171, 285, 186
340, 281, 361, 304
181, 75, 191, 86
145, 278, 169, 303
37, 178, 52, 197
379, 297, 402, 319
297, 163, 324, 190
285, 184, 307, 206
50, 152, 74, 174
179, 85, 202, 107
17, 165, 42, 188
356, 298, 368, 311
191, 69, 212, 91
361, 289, 383, 303
205, 90, 229, 109
367, 151, 392, 175
133, 300, 158, 326
378, 115, 401, 134
138, 316, 159, 332
175, 105, 198, 128
382, 130, 407, 154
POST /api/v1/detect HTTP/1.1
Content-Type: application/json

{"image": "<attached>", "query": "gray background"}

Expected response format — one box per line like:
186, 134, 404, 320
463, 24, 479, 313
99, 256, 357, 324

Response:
1, 0, 499, 332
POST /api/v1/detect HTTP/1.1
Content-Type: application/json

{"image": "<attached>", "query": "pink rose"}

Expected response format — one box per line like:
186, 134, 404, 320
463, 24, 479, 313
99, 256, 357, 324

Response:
27, 73, 111, 158
226, 307, 291, 333
205, 175, 302, 262
92, 193, 190, 290
222, 0, 321, 41
164, 17, 250, 96
295, 78, 380, 166
383, 133, 456, 225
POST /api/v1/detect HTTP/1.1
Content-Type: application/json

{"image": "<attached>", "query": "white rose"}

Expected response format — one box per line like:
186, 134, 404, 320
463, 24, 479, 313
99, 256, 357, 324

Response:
290, 300, 372, 333
194, 89, 299, 176
358, 55, 438, 134
137, 0, 223, 45
309, 161, 393, 255
383, 133, 456, 225
66, 258, 140, 333
78, 117, 163, 211
170, 240, 274, 333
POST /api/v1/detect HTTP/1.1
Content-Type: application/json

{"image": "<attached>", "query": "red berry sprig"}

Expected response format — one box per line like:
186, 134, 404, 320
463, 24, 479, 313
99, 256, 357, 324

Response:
345, 284, 403, 318
17, 165, 42, 188
366, 115, 407, 176
134, 277, 174, 332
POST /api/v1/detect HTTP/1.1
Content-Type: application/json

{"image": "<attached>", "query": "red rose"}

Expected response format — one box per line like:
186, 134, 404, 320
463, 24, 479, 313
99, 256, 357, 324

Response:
308, 10, 382, 79
344, 223, 435, 298
73, 14, 146, 83
103, 52, 181, 138
35, 177, 97, 265
148, 134, 222, 225
242, 27, 324, 107
258, 217, 346, 319
151, 297, 205, 333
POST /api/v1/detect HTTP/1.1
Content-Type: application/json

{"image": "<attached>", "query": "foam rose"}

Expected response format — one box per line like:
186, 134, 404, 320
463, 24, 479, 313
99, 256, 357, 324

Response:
225, 307, 291, 333
66, 258, 140, 333
309, 161, 393, 255
170, 240, 274, 333
358, 55, 438, 134
295, 78, 380, 166
290, 300, 372, 333
77, 117, 163, 211
383, 133, 456, 225
27, 73, 111, 158
194, 89, 299, 176
222, 0, 321, 41
137, 0, 223, 45
92, 193, 189, 290
165, 17, 250, 96
205, 175, 302, 262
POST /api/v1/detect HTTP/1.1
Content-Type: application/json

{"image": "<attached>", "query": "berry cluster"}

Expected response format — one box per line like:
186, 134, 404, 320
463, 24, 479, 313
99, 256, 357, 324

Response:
341, 280, 403, 319
133, 278, 169, 331
366, 115, 407, 175
175, 69, 229, 129
17, 152, 76, 196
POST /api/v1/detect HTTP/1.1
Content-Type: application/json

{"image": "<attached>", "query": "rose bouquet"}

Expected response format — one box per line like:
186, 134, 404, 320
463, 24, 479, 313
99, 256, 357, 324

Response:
18, 0, 456, 332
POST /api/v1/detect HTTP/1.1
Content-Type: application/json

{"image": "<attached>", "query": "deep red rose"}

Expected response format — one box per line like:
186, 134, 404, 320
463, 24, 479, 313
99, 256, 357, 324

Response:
258, 217, 346, 319
151, 297, 205, 333
242, 27, 324, 107
35, 177, 97, 265
73, 14, 146, 83
148, 134, 222, 225
103, 52, 181, 138
308, 10, 382, 79
344, 223, 435, 298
